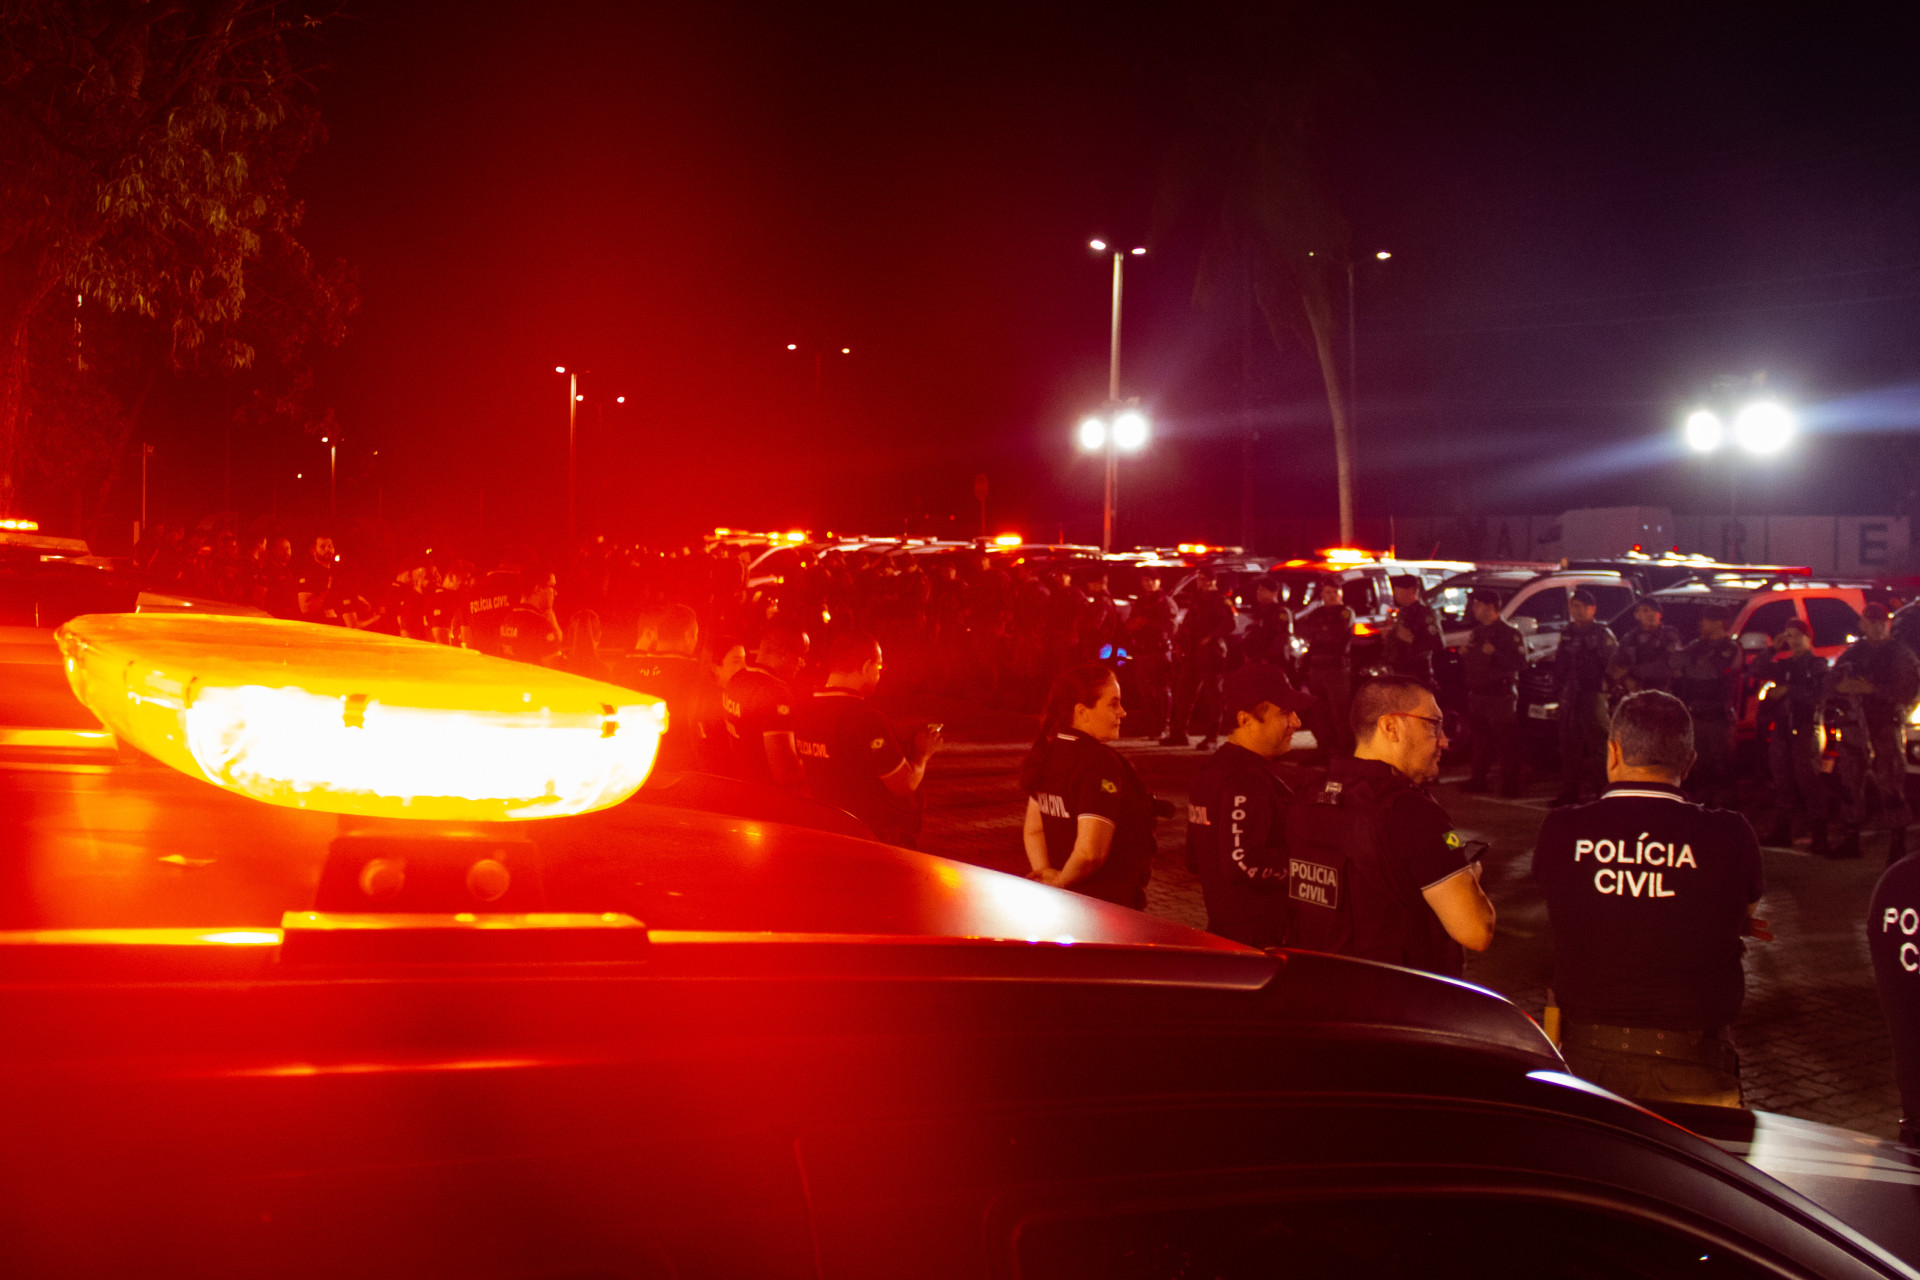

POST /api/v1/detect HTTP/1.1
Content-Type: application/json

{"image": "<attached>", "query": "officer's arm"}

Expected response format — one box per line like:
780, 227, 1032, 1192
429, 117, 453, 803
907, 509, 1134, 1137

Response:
761, 730, 806, 790
1422, 865, 1496, 951
1022, 798, 1051, 877
1054, 816, 1115, 888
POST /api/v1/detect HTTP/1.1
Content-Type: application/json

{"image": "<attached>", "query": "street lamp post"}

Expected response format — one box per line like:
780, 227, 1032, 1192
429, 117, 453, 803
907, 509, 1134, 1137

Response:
556, 366, 581, 541
321, 434, 338, 522
1077, 408, 1150, 553
1089, 240, 1145, 552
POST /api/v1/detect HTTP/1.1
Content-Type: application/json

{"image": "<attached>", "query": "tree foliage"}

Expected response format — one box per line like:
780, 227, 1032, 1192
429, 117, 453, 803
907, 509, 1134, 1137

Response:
0, 0, 353, 513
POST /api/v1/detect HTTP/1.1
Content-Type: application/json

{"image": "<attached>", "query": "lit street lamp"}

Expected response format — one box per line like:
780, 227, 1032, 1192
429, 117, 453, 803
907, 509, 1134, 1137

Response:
1680, 393, 1795, 516
1077, 407, 1150, 553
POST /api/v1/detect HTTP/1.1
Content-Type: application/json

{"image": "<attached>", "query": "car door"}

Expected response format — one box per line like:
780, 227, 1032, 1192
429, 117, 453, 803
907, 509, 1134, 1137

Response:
1509, 583, 1569, 662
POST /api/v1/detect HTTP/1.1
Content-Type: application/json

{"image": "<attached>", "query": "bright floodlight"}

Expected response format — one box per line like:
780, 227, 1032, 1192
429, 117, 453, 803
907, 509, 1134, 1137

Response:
1078, 416, 1107, 450
1129, 246, 1145, 256
615, 395, 626, 404
786, 343, 797, 350
1684, 409, 1724, 453
1734, 400, 1793, 455
555, 365, 566, 373
1111, 409, 1149, 451
1089, 239, 1107, 252
1375, 251, 1392, 260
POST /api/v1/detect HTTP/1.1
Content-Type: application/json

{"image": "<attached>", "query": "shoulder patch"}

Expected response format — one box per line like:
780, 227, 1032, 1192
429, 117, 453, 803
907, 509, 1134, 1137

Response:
1100, 778, 1118, 794
870, 736, 886, 751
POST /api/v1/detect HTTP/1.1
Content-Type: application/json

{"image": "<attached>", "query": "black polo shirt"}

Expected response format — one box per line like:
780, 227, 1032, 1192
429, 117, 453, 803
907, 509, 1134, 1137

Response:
612, 652, 707, 772
1534, 782, 1762, 1031
496, 605, 561, 666
722, 666, 797, 788
1023, 731, 1154, 909
1870, 854, 1920, 1141
1187, 742, 1290, 947
793, 688, 913, 846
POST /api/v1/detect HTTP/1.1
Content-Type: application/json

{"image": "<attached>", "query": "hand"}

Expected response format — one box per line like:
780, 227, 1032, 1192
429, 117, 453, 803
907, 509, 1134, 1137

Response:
1395, 625, 1414, 643
913, 726, 946, 758
1743, 916, 1774, 942
1029, 866, 1062, 887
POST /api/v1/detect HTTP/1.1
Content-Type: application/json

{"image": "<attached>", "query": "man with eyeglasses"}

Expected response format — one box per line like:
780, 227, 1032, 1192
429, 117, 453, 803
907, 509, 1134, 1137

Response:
1283, 675, 1497, 978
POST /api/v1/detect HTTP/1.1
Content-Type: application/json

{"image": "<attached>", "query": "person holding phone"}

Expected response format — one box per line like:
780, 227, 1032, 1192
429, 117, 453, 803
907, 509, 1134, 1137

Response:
793, 631, 941, 847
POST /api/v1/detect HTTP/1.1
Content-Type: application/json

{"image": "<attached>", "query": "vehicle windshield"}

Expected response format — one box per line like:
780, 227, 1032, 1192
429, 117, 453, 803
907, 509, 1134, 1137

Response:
1426, 580, 1520, 628
1261, 571, 1334, 611
1647, 596, 1746, 642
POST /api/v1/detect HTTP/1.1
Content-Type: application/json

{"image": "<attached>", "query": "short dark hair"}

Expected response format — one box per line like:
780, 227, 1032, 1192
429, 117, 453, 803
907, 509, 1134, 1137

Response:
757, 621, 810, 666
1570, 589, 1597, 607
1351, 675, 1432, 742
1390, 574, 1420, 590
1700, 605, 1733, 623
824, 629, 881, 674
639, 603, 699, 655
1610, 690, 1694, 774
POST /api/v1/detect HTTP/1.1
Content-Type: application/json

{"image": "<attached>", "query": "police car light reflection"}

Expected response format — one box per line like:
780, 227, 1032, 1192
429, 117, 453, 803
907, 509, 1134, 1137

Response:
972, 872, 1078, 943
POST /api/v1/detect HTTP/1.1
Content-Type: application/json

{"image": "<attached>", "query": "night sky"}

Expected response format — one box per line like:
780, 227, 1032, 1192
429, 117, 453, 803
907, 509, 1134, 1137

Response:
161, 1, 1920, 550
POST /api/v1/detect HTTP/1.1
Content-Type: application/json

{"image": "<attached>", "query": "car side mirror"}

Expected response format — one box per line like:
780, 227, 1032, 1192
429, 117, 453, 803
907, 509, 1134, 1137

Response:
1738, 631, 1771, 651
1511, 616, 1538, 636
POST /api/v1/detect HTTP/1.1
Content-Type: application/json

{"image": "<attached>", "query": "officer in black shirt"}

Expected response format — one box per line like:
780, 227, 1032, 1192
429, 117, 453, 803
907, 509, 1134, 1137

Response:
794, 631, 942, 847
1020, 661, 1159, 908
1382, 574, 1445, 686
1241, 577, 1293, 672
1284, 675, 1495, 977
1553, 590, 1619, 806
723, 622, 810, 791
1535, 691, 1766, 1107
612, 603, 707, 774
1610, 598, 1683, 695
1165, 569, 1237, 749
1870, 849, 1920, 1145
1761, 618, 1830, 855
1673, 605, 1743, 808
1829, 602, 1920, 861
1186, 664, 1316, 947
1460, 588, 1527, 796
495, 570, 564, 667
464, 565, 521, 656
1297, 581, 1356, 757
1123, 572, 1177, 739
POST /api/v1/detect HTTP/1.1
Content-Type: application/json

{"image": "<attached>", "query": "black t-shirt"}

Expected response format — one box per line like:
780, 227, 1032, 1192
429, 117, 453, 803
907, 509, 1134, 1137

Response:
1023, 731, 1155, 909
1534, 783, 1763, 1031
1187, 742, 1290, 947
464, 572, 520, 656
1869, 853, 1920, 1140
496, 605, 561, 666
425, 586, 469, 640
722, 666, 798, 789
611, 651, 707, 772
793, 688, 913, 845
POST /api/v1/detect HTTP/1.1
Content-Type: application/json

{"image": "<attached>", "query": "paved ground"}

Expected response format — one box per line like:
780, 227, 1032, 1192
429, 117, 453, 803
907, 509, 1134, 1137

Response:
905, 701, 1905, 1141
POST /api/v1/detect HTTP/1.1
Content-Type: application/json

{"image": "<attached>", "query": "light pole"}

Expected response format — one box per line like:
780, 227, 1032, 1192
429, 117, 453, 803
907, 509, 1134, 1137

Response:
1089, 240, 1145, 403
1345, 250, 1390, 530
1680, 395, 1795, 542
556, 366, 582, 540
1077, 408, 1150, 552
321, 434, 338, 522
139, 442, 153, 541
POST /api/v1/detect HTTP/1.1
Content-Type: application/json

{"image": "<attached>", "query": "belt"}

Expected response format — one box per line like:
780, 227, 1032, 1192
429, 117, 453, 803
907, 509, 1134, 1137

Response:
1562, 1021, 1729, 1059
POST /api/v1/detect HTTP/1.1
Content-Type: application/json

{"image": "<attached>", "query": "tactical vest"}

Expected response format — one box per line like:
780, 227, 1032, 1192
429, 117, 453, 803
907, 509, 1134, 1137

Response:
1283, 766, 1421, 964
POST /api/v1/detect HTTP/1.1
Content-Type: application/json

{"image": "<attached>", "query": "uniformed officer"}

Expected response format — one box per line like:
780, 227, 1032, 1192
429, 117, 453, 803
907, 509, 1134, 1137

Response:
1829, 603, 1920, 861
1870, 848, 1920, 1145
1761, 618, 1831, 856
1124, 571, 1177, 740
1672, 605, 1743, 808
611, 603, 707, 774
1297, 581, 1356, 757
1242, 577, 1294, 673
1283, 675, 1496, 977
1020, 661, 1159, 908
1552, 589, 1618, 807
1164, 569, 1237, 749
1534, 690, 1766, 1107
1382, 574, 1445, 686
793, 631, 942, 848
1186, 664, 1315, 947
722, 622, 810, 792
1078, 570, 1121, 662
1611, 597, 1682, 696
1460, 588, 1526, 796
495, 570, 563, 667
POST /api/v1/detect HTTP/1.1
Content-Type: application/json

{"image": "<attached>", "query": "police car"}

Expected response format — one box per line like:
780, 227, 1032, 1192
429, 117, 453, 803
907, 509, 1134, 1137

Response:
3, 613, 1920, 1276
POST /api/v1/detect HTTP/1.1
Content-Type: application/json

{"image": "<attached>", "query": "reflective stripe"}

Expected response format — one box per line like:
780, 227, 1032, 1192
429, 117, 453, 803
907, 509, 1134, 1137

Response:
1601, 788, 1690, 803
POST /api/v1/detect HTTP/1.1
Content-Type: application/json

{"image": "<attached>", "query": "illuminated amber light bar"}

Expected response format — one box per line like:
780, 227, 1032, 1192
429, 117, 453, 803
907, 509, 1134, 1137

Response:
56, 614, 664, 821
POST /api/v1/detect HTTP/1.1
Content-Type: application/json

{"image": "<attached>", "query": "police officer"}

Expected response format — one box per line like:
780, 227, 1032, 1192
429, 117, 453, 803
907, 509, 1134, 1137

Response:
1186, 665, 1315, 947
1165, 569, 1237, 749
1870, 847, 1920, 1145
1283, 675, 1496, 977
1242, 576, 1294, 673
1673, 605, 1743, 808
723, 622, 810, 791
1460, 588, 1526, 796
1019, 661, 1158, 908
1761, 618, 1831, 856
495, 570, 563, 667
1535, 690, 1765, 1106
794, 631, 942, 848
1079, 570, 1121, 663
612, 603, 707, 774
1382, 574, 1445, 686
1611, 597, 1682, 695
1297, 581, 1355, 757
1829, 602, 1920, 860
1552, 589, 1618, 807
1124, 571, 1177, 739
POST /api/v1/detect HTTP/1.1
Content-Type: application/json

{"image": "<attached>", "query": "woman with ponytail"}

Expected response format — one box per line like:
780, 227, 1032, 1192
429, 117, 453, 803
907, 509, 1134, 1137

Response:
1017, 661, 1157, 909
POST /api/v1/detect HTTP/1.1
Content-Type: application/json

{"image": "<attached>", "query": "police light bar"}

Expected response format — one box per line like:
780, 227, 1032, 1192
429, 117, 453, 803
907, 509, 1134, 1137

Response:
1178, 543, 1210, 555
782, 530, 808, 544
1318, 547, 1376, 564
56, 615, 665, 822
992, 533, 1023, 547
0, 517, 38, 531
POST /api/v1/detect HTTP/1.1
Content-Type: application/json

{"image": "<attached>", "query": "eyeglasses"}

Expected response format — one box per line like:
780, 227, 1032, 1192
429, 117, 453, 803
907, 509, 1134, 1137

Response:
1387, 712, 1445, 735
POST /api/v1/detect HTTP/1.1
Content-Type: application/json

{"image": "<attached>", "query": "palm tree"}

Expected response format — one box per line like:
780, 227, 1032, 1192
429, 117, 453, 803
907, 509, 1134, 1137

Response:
1156, 14, 1361, 542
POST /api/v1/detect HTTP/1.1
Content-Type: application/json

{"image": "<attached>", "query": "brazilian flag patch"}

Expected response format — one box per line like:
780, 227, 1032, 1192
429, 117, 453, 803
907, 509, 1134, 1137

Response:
1100, 778, 1118, 794
1445, 830, 1465, 849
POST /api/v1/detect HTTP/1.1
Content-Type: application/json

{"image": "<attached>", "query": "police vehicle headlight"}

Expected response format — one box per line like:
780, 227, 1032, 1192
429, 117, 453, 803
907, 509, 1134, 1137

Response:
1909, 702, 1920, 728
57, 614, 665, 822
